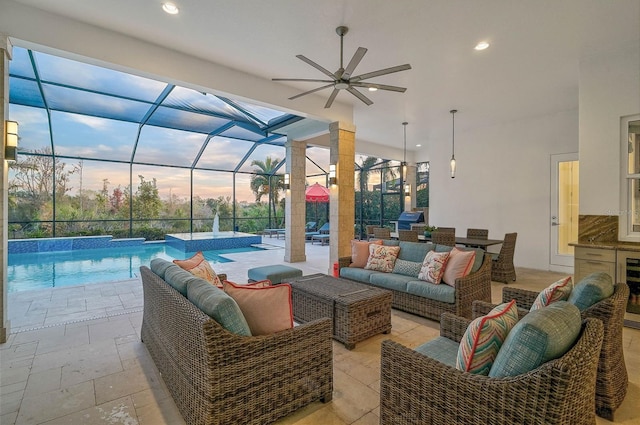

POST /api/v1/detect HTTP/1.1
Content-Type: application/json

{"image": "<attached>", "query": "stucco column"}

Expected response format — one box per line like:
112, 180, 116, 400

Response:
284, 138, 306, 263
328, 121, 355, 274
404, 163, 417, 211
1, 35, 12, 343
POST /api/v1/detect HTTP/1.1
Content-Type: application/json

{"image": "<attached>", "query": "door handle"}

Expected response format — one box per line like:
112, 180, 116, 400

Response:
551, 222, 559, 226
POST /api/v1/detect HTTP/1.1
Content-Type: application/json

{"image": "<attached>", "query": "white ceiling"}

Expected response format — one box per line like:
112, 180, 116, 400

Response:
7, 0, 640, 156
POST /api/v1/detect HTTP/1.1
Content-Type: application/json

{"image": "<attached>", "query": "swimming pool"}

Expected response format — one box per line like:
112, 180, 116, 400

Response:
7, 244, 258, 293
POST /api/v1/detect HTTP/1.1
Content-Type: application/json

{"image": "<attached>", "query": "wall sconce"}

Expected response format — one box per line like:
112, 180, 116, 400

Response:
329, 164, 337, 186
283, 173, 290, 190
5, 120, 18, 162
404, 184, 410, 197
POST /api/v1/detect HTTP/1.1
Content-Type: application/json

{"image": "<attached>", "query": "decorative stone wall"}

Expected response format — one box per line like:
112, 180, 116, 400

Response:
285, 139, 307, 262
578, 214, 618, 243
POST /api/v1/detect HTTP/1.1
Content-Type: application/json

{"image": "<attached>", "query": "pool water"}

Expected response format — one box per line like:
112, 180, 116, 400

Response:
7, 244, 257, 293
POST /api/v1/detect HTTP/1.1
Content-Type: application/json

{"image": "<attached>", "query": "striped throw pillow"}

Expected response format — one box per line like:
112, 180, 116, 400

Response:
456, 299, 519, 375
530, 276, 573, 311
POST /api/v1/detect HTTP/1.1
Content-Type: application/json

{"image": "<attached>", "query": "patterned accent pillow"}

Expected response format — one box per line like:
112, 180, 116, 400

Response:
530, 276, 573, 311
442, 247, 476, 287
173, 251, 222, 287
418, 251, 450, 284
364, 244, 401, 273
392, 259, 422, 278
456, 299, 519, 375
223, 281, 293, 335
350, 239, 384, 268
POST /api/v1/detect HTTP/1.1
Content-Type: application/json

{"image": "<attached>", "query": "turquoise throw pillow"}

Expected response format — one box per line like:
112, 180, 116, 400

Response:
488, 301, 581, 378
568, 272, 614, 311
392, 259, 422, 277
187, 279, 251, 336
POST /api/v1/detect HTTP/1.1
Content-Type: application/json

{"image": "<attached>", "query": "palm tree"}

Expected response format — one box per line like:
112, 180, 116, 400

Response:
250, 157, 284, 226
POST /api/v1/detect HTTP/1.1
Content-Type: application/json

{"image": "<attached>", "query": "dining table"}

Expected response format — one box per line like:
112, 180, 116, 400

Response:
418, 235, 503, 249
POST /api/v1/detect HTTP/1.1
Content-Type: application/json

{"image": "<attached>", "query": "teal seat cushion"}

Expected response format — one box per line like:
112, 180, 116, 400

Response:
398, 241, 433, 262
488, 301, 582, 378
370, 273, 413, 292
392, 259, 422, 278
340, 267, 380, 283
406, 280, 456, 304
247, 264, 302, 284
435, 244, 453, 253
164, 265, 197, 296
382, 239, 400, 247
150, 258, 176, 280
186, 279, 251, 336
415, 336, 459, 367
568, 272, 614, 311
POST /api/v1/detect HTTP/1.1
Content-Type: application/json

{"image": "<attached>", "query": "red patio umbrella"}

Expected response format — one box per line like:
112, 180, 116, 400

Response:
305, 183, 330, 225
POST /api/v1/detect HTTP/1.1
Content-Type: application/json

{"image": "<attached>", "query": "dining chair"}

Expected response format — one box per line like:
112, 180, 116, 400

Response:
466, 228, 488, 239
431, 230, 455, 247
490, 232, 517, 283
373, 227, 391, 240
365, 224, 377, 241
398, 229, 419, 242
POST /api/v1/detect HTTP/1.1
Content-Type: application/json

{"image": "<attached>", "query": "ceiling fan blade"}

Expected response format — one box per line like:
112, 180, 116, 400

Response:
350, 64, 412, 82
289, 83, 335, 100
351, 82, 407, 93
273, 78, 335, 83
324, 89, 340, 108
346, 87, 373, 106
342, 47, 367, 80
296, 55, 336, 79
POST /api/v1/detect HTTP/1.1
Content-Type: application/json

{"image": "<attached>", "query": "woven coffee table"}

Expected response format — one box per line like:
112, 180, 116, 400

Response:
286, 273, 392, 349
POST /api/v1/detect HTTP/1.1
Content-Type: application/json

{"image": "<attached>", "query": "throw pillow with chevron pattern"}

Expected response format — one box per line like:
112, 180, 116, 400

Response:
530, 276, 573, 311
456, 299, 519, 375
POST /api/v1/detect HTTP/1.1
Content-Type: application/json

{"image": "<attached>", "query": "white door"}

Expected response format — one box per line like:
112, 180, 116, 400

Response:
550, 153, 579, 269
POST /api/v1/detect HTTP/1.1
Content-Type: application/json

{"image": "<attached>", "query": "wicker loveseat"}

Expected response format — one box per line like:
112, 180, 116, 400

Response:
380, 313, 604, 425
473, 275, 629, 420
140, 261, 333, 425
338, 240, 492, 320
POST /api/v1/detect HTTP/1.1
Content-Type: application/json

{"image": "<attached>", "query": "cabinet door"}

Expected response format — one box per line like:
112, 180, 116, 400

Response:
575, 259, 616, 283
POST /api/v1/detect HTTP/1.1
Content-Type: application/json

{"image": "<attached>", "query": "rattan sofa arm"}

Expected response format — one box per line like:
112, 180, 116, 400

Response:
338, 256, 352, 269
472, 300, 529, 320
502, 287, 538, 308
439, 312, 472, 342
454, 254, 493, 318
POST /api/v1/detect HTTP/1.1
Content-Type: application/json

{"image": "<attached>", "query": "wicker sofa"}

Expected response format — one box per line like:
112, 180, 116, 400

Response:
473, 275, 629, 420
380, 313, 604, 425
338, 240, 492, 320
140, 261, 333, 425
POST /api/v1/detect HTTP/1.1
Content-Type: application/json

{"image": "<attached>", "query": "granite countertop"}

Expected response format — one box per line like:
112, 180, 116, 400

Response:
570, 241, 640, 251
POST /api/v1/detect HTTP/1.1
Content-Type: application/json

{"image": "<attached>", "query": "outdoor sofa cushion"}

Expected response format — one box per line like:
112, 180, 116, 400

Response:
414, 336, 460, 367
370, 272, 414, 292
150, 257, 175, 279
406, 280, 455, 304
340, 267, 380, 283
568, 271, 614, 311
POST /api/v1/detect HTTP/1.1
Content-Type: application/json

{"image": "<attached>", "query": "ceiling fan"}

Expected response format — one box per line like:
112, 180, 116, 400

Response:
273, 26, 411, 108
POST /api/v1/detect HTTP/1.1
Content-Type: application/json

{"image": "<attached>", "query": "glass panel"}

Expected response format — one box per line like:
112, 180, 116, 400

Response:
382, 194, 402, 226
9, 104, 51, 153
228, 99, 288, 125
42, 83, 150, 123
557, 161, 579, 255
9, 47, 36, 78
146, 105, 232, 134
630, 179, 640, 233
306, 146, 329, 176
34, 51, 167, 102
163, 88, 251, 123
197, 136, 255, 170
237, 144, 286, 173
628, 120, 640, 174
416, 162, 430, 208
50, 111, 138, 161
136, 126, 205, 166
382, 165, 401, 193
192, 170, 233, 232
9, 77, 45, 108
220, 125, 265, 142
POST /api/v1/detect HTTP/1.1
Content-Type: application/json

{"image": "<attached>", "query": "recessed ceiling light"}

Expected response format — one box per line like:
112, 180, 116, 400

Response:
368, 86, 378, 92
415, 144, 422, 147
474, 41, 490, 51
162, 2, 179, 14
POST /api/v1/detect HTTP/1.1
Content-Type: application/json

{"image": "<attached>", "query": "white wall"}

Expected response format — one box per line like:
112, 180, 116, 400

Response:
578, 42, 640, 222
420, 109, 579, 270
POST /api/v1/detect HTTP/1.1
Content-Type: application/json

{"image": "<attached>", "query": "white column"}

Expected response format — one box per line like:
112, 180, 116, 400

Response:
284, 138, 306, 262
404, 163, 417, 211
1, 34, 12, 342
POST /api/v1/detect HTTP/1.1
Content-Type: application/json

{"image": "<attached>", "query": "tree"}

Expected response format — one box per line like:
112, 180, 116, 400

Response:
250, 157, 284, 226
133, 175, 162, 219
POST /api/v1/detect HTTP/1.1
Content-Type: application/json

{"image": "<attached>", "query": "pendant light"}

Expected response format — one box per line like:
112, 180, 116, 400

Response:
450, 109, 457, 179
402, 122, 409, 196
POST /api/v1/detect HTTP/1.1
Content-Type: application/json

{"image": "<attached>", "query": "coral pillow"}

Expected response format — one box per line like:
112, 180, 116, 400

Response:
418, 251, 450, 284
530, 276, 573, 311
222, 281, 293, 335
350, 239, 383, 268
364, 244, 401, 273
174, 251, 222, 287
442, 248, 476, 287
456, 299, 519, 375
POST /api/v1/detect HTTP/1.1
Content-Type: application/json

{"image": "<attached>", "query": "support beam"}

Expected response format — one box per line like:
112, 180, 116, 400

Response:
1, 34, 12, 342
284, 138, 306, 263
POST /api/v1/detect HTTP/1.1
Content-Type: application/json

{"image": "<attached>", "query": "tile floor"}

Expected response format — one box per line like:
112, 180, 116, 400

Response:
1, 238, 639, 424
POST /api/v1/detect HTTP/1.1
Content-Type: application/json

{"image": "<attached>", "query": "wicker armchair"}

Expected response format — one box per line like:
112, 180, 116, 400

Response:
431, 230, 455, 247
373, 227, 391, 240
490, 232, 517, 283
365, 224, 377, 240
140, 266, 333, 425
380, 314, 604, 425
398, 229, 419, 242
472, 281, 629, 420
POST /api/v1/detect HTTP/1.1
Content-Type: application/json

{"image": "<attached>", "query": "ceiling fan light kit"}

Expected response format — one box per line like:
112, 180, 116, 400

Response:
273, 26, 411, 108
